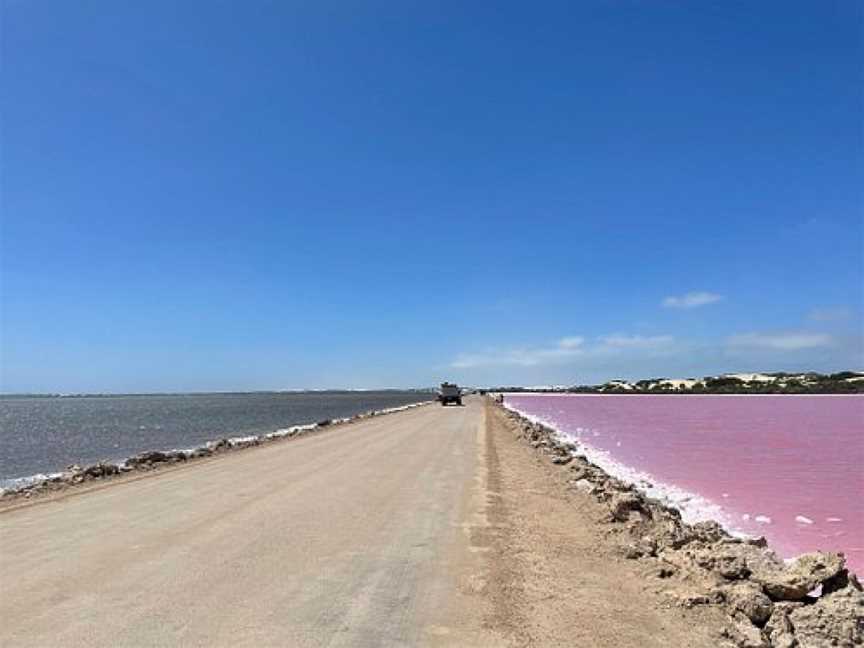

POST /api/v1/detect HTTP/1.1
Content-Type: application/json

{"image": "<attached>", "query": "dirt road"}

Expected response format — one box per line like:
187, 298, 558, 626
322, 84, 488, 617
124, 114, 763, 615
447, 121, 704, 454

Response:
1, 397, 729, 647
1, 400, 495, 647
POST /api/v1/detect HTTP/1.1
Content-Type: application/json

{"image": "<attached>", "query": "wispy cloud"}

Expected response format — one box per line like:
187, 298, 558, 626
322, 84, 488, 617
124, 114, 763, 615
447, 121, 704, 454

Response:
450, 336, 584, 369
450, 334, 674, 368
662, 292, 723, 309
598, 334, 675, 349
727, 332, 833, 351
558, 336, 585, 349
807, 307, 852, 323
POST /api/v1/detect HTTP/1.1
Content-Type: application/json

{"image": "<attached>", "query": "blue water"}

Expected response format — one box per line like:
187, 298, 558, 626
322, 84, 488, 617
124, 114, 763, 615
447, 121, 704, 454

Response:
0, 391, 431, 484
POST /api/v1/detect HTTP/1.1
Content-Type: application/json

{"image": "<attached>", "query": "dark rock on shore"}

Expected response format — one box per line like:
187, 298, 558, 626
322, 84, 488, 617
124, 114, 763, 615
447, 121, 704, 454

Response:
83, 462, 120, 478
127, 451, 171, 467
62, 465, 85, 483
608, 491, 645, 522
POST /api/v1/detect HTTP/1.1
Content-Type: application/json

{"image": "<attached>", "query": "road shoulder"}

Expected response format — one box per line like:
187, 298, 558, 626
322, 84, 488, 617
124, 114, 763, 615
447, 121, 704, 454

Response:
481, 400, 731, 647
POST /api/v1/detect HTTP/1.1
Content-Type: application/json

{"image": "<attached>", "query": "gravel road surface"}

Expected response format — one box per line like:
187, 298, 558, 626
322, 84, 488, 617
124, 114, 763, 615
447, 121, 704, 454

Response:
0, 399, 493, 647
1, 397, 733, 647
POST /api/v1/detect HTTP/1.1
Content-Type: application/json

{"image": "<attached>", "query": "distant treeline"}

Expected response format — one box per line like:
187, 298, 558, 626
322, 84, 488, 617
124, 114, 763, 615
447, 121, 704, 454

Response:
486, 371, 864, 395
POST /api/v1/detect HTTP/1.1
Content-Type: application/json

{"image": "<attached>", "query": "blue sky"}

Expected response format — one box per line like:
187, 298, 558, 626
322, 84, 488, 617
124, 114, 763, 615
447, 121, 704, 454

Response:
1, 1, 862, 392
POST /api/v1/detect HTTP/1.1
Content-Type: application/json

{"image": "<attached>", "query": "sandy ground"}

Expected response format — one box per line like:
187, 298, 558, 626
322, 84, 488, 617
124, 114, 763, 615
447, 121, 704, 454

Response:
0, 397, 729, 646
481, 400, 731, 647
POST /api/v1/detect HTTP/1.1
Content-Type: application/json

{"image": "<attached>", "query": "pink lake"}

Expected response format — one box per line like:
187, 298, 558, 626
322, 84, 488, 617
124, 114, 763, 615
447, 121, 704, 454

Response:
504, 394, 864, 575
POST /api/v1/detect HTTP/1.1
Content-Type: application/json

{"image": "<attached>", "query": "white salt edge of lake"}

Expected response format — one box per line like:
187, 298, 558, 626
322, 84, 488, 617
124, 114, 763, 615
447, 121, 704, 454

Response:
228, 435, 259, 446
504, 402, 747, 537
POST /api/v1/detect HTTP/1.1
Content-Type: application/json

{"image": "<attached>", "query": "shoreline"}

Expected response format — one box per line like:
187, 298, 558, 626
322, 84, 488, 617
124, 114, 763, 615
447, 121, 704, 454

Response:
490, 397, 863, 647
502, 398, 739, 533
502, 392, 863, 574
0, 400, 434, 506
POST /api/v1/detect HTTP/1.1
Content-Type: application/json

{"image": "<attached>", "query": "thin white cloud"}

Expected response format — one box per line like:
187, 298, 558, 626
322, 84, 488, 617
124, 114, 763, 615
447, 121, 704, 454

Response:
598, 334, 675, 349
450, 334, 674, 368
662, 292, 723, 309
727, 332, 833, 351
558, 336, 585, 349
807, 307, 852, 322
450, 336, 585, 369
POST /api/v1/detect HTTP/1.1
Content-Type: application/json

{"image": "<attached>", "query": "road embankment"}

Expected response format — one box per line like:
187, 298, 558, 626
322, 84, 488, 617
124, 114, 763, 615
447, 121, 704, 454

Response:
2, 396, 859, 647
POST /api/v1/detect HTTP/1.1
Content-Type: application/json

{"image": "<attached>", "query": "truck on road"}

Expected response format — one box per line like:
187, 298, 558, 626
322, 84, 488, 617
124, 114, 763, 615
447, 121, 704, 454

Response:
438, 382, 462, 406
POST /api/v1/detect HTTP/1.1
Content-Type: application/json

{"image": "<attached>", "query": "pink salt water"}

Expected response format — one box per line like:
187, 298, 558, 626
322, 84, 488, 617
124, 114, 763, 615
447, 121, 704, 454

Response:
505, 394, 864, 575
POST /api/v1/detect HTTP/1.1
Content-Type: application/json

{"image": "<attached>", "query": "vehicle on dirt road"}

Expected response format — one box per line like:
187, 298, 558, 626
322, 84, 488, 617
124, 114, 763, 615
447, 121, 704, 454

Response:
438, 382, 462, 406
